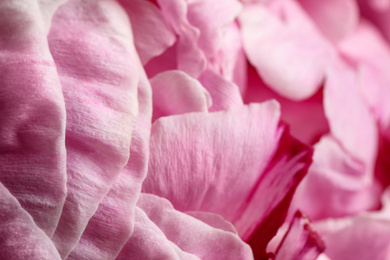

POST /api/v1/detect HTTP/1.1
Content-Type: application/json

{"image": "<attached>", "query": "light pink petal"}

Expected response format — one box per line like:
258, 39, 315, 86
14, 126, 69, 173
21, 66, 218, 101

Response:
338, 20, 390, 130
143, 101, 312, 258
274, 211, 325, 260
137, 194, 254, 260
198, 68, 243, 111
150, 70, 212, 121
117, 207, 199, 260
157, 0, 207, 77
314, 216, 390, 260
324, 60, 378, 172
67, 64, 153, 260
291, 135, 381, 220
210, 22, 248, 95
239, 0, 331, 100
186, 0, 242, 59
48, 1, 139, 257
0, 183, 61, 260
245, 64, 329, 145
297, 0, 359, 42
119, 0, 176, 65
0, 0, 67, 235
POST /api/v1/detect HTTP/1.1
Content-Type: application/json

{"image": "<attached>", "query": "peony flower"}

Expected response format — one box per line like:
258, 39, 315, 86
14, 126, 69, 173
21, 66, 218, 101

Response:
1, 0, 390, 260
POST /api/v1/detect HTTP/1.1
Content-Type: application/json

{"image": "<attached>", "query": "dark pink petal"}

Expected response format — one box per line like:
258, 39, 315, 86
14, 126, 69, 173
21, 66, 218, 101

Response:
239, 0, 331, 100
186, 0, 242, 59
136, 194, 254, 260
314, 216, 390, 260
0, 0, 67, 235
291, 136, 381, 221
151, 70, 212, 121
119, 0, 176, 65
274, 211, 325, 260
359, 0, 390, 42
67, 64, 153, 260
0, 183, 61, 260
48, 0, 139, 257
198, 68, 243, 111
117, 207, 200, 260
157, 0, 207, 77
297, 0, 359, 42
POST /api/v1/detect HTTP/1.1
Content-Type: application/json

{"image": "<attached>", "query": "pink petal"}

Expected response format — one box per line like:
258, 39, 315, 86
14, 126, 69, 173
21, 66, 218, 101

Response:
150, 70, 212, 121
198, 68, 243, 111
291, 136, 381, 221
359, 0, 390, 42
239, 0, 331, 100
118, 0, 176, 65
157, 0, 207, 77
0, 183, 61, 260
297, 0, 359, 42
338, 20, 390, 130
136, 194, 254, 260
67, 64, 153, 260
210, 22, 248, 95
245, 64, 329, 145
117, 207, 200, 260
143, 101, 312, 258
274, 211, 325, 260
48, 1, 139, 257
0, 0, 67, 235
186, 0, 242, 59
324, 60, 378, 172
314, 216, 390, 260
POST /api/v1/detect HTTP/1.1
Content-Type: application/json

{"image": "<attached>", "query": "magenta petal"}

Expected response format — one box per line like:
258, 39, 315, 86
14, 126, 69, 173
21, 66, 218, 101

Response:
297, 0, 359, 42
119, 0, 176, 65
67, 66, 153, 260
0, 183, 61, 260
136, 194, 254, 260
48, 1, 139, 257
239, 0, 331, 100
151, 70, 212, 121
274, 211, 325, 260
0, 0, 67, 236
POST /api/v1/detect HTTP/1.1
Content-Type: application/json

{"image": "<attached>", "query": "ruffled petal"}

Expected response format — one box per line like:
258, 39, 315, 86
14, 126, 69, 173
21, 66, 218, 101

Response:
0, 183, 61, 260
0, 0, 67, 236
136, 194, 254, 260
151, 70, 212, 121
239, 0, 331, 100
119, 0, 176, 65
67, 63, 153, 260
157, 0, 207, 77
48, 0, 139, 257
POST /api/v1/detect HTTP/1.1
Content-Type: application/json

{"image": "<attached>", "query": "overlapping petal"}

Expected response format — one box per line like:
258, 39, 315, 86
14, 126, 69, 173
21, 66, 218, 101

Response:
48, 0, 139, 257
